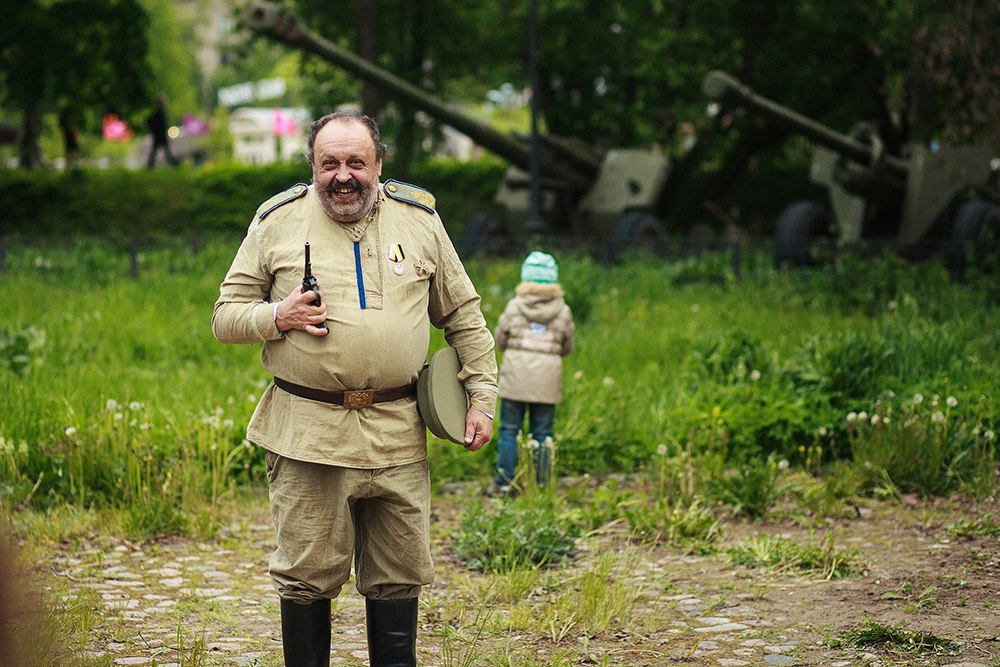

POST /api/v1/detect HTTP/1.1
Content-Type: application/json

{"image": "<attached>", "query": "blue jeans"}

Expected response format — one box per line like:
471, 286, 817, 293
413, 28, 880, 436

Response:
494, 400, 556, 486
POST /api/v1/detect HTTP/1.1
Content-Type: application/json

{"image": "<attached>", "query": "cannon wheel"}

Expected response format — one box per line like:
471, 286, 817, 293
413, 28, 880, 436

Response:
946, 201, 1000, 278
774, 200, 834, 268
459, 211, 504, 258
606, 209, 665, 263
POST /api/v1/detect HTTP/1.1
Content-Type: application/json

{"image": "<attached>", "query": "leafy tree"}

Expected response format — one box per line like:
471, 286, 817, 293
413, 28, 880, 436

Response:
289, 0, 516, 175
0, 0, 153, 168
234, 0, 998, 226
141, 0, 201, 115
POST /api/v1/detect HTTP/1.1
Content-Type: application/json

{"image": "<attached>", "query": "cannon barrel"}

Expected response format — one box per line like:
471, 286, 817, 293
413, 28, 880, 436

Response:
703, 70, 909, 179
245, 2, 596, 189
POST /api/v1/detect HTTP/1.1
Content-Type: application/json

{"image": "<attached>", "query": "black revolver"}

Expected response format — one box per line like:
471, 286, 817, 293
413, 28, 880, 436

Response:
302, 242, 328, 331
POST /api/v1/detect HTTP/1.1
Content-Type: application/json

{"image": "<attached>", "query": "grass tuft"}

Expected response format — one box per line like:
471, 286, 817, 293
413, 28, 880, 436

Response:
828, 616, 960, 654
728, 532, 862, 579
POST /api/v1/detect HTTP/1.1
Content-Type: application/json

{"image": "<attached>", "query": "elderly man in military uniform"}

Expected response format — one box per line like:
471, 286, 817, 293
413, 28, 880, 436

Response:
212, 109, 497, 667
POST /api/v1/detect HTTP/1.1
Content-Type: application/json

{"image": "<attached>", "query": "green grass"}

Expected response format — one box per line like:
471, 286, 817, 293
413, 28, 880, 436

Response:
728, 532, 862, 579
828, 616, 960, 654
1, 238, 998, 527
943, 514, 1000, 541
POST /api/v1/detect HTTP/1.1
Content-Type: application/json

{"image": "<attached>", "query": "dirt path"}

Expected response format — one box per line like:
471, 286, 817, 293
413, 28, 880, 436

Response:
27, 490, 1000, 666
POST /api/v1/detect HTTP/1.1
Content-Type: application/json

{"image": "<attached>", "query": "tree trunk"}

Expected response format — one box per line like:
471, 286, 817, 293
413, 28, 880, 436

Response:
356, 0, 381, 118
390, 1, 427, 179
17, 109, 43, 169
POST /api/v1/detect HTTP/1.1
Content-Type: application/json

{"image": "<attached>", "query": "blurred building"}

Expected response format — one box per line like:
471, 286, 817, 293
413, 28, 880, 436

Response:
229, 107, 311, 164
176, 0, 232, 82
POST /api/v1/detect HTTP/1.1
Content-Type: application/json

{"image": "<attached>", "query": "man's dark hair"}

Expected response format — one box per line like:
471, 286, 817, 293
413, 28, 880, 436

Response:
305, 110, 387, 164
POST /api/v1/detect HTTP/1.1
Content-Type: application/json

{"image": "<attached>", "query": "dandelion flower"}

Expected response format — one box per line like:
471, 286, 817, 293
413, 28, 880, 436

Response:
690, 304, 700, 313
106, 399, 121, 412
858, 411, 869, 422
573, 370, 584, 381
656, 444, 668, 456
129, 401, 143, 412
64, 426, 77, 437
985, 430, 995, 441
602, 376, 616, 388
777, 459, 790, 470
749, 369, 762, 382
818, 426, 828, 437
946, 396, 957, 408
871, 414, 880, 425
913, 393, 924, 405
931, 411, 945, 423
846, 412, 857, 424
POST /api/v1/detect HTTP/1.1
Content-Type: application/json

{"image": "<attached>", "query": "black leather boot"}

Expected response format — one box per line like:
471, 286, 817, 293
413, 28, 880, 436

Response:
366, 597, 418, 667
279, 598, 331, 667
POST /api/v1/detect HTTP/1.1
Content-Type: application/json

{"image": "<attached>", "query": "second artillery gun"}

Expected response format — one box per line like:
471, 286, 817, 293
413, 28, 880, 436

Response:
245, 2, 671, 258
703, 70, 999, 272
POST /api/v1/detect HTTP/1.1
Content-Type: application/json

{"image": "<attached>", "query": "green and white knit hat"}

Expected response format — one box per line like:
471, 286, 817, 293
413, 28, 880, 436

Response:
520, 251, 558, 283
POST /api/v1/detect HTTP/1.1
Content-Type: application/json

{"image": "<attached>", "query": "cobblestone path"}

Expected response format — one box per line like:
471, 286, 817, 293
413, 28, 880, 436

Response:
28, 493, 1000, 666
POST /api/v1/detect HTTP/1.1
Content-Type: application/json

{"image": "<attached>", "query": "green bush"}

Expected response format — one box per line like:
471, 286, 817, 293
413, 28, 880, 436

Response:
846, 395, 996, 498
0, 325, 45, 376
688, 329, 769, 383
783, 330, 893, 403
0, 157, 504, 237
450, 497, 580, 573
709, 455, 785, 518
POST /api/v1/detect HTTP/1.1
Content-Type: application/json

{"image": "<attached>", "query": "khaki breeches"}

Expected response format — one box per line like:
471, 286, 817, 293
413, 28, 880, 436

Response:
265, 451, 434, 603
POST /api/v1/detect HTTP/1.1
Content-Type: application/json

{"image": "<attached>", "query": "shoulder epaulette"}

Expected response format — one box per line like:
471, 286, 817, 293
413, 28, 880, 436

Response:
384, 179, 436, 213
256, 183, 309, 221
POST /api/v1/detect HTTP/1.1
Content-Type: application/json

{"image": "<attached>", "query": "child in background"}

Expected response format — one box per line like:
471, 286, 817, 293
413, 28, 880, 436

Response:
487, 251, 575, 496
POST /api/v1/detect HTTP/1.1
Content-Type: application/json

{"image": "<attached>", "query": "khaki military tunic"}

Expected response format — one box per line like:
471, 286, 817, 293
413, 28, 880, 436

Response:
212, 182, 498, 468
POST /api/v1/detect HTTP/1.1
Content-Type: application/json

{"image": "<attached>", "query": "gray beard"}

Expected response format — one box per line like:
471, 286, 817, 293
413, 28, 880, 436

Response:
317, 178, 378, 223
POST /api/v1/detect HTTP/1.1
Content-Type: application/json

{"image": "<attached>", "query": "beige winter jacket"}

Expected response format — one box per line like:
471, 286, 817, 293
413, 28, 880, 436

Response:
495, 281, 575, 405
212, 182, 498, 468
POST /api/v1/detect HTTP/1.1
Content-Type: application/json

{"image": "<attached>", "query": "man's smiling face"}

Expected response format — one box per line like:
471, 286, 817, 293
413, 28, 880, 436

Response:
311, 118, 382, 223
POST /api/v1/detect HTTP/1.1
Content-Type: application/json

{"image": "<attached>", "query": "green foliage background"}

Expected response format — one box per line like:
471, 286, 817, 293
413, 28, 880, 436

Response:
1, 236, 996, 523
0, 158, 505, 237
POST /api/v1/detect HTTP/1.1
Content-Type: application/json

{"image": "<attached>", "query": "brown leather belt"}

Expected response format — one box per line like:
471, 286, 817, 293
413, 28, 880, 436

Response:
273, 377, 417, 409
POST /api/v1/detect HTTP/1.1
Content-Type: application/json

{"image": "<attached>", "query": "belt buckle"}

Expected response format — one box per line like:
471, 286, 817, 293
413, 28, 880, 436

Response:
343, 389, 375, 409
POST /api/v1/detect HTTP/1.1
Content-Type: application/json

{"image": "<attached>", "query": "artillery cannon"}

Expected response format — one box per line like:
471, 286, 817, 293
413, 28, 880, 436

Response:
245, 1, 671, 258
703, 70, 1000, 272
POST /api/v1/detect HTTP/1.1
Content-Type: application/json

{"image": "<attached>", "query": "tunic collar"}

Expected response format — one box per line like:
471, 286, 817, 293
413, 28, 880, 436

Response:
331, 186, 385, 243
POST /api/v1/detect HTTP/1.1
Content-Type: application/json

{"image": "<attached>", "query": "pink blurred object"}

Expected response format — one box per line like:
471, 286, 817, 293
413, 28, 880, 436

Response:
272, 108, 298, 136
102, 114, 133, 141
183, 113, 211, 135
